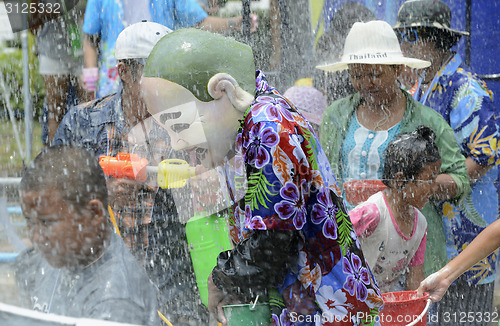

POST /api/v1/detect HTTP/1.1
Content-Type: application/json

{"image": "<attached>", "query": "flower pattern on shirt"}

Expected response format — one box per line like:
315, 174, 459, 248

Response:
311, 189, 340, 240
228, 71, 382, 325
275, 181, 308, 229
245, 122, 280, 168
316, 286, 350, 320
343, 254, 370, 301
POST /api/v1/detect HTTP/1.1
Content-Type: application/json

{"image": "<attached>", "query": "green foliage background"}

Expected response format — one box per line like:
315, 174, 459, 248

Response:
0, 35, 45, 118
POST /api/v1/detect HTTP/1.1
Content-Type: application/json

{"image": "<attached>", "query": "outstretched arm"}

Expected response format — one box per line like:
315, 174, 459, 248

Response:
82, 34, 99, 94
83, 33, 99, 69
432, 173, 458, 201
197, 14, 258, 33
466, 157, 493, 183
418, 218, 500, 301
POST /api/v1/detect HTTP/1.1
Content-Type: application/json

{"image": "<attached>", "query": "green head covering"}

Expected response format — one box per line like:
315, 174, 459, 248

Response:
143, 28, 256, 102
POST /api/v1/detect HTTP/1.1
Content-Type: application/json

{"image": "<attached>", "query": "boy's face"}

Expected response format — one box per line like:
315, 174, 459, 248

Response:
21, 189, 100, 269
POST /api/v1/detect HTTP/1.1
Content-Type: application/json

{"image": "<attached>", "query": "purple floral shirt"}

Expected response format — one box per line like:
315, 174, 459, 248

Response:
227, 71, 383, 325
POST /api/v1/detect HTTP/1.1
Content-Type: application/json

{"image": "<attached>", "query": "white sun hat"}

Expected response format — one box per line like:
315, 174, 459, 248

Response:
115, 21, 172, 63
316, 20, 430, 72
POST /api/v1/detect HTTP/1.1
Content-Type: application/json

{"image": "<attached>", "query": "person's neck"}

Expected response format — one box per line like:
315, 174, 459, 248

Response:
84, 231, 111, 269
202, 100, 241, 167
357, 90, 406, 131
121, 89, 147, 127
422, 50, 453, 85
383, 188, 414, 237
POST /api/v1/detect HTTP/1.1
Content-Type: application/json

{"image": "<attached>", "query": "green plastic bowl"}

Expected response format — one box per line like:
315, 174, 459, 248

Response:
223, 303, 271, 326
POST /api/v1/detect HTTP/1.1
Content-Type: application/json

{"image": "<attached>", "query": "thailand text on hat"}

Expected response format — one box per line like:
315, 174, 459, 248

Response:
316, 20, 430, 72
115, 21, 173, 63
394, 0, 468, 37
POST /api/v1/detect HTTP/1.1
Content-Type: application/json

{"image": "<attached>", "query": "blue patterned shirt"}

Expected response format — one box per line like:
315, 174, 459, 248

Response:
413, 53, 499, 285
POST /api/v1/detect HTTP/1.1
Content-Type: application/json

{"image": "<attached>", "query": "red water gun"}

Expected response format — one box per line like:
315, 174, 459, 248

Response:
99, 153, 149, 182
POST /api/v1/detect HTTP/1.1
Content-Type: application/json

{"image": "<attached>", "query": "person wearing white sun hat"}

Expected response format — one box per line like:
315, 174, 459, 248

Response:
318, 20, 470, 292
316, 20, 430, 72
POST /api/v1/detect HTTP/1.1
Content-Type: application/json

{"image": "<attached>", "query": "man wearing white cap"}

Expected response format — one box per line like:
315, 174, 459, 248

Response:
52, 21, 172, 262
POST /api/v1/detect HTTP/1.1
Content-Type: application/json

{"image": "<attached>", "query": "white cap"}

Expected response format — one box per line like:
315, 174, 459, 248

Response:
115, 21, 172, 62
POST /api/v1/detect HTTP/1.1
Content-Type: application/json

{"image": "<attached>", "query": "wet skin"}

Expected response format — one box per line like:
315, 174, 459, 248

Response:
349, 64, 402, 106
399, 32, 445, 84
401, 160, 442, 210
21, 189, 107, 269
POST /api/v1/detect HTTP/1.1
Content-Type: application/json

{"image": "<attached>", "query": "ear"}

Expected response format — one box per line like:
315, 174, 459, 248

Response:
207, 73, 254, 112
87, 199, 106, 227
117, 62, 131, 84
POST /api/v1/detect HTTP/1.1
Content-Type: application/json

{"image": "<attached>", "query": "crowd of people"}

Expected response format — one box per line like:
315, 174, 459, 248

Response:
12, 0, 499, 326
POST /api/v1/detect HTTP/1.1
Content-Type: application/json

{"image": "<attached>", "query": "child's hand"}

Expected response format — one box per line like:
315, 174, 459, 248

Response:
229, 13, 258, 33
417, 270, 451, 302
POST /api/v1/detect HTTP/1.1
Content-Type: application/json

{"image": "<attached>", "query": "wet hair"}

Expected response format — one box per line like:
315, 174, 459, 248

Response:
382, 126, 441, 187
20, 145, 108, 210
316, 2, 376, 61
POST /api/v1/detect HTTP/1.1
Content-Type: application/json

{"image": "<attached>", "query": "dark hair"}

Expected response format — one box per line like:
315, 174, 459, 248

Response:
418, 27, 460, 51
316, 2, 376, 61
20, 145, 108, 210
382, 126, 441, 187
314, 2, 376, 104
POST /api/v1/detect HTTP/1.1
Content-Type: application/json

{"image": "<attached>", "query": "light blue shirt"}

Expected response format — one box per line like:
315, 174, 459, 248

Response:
341, 114, 401, 209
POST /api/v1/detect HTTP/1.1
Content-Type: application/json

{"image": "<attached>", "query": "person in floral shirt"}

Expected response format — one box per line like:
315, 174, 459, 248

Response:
141, 28, 383, 325
395, 0, 499, 323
